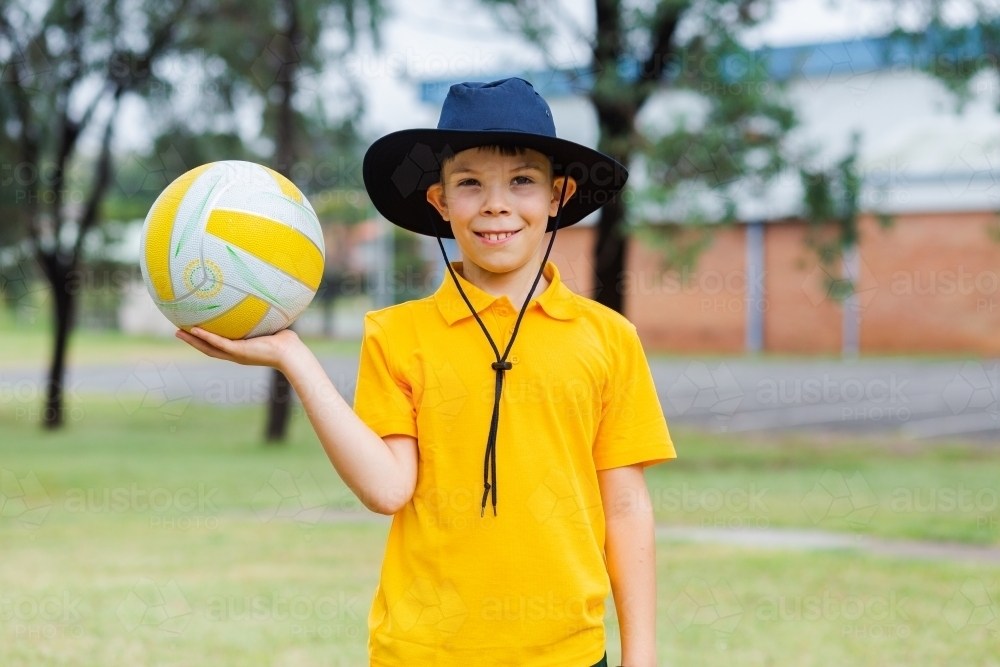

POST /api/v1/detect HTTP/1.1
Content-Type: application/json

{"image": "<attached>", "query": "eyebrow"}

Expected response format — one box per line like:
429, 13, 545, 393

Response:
449, 161, 546, 175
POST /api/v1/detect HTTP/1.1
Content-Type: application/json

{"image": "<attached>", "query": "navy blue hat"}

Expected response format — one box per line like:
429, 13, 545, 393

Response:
362, 76, 629, 238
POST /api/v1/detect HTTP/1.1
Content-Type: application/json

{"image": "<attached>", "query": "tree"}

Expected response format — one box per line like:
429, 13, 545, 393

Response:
0, 0, 204, 428
883, 3, 1000, 112
179, 0, 384, 441
480, 0, 795, 313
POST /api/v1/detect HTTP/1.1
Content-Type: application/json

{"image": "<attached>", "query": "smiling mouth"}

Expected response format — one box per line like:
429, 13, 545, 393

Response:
474, 230, 521, 242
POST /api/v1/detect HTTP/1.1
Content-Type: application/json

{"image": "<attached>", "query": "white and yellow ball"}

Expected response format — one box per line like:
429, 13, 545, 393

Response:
139, 160, 325, 339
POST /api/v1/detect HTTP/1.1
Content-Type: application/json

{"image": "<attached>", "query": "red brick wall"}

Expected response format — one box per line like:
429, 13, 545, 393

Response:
549, 212, 1000, 355
548, 224, 747, 353
763, 222, 843, 354
624, 226, 747, 353
859, 211, 1000, 355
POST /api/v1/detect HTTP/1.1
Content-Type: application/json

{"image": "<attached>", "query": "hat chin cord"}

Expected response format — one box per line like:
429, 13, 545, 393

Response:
424, 176, 570, 517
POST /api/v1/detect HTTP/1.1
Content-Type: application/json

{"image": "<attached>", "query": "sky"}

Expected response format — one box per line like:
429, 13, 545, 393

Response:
107, 0, 932, 154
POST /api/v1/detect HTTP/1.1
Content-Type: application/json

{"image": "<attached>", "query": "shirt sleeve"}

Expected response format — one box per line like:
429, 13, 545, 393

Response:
592, 322, 676, 470
352, 314, 418, 439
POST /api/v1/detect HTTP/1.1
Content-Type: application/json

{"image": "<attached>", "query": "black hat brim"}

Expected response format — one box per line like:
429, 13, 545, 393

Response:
362, 129, 628, 238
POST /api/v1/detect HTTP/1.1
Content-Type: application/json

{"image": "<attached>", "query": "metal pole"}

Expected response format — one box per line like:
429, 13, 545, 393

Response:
842, 243, 861, 359
744, 220, 765, 353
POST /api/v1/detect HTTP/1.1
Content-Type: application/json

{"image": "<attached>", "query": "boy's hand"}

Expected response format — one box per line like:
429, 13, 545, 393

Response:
175, 326, 303, 370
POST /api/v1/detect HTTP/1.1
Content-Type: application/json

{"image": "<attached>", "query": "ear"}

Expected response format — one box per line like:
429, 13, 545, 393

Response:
549, 176, 578, 217
426, 182, 449, 221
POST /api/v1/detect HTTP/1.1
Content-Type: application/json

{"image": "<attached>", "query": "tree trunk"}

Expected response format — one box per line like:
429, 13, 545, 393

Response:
264, 0, 300, 443
593, 165, 629, 313
264, 374, 293, 442
588, 0, 680, 314
590, 0, 637, 315
265, 367, 293, 442
590, 104, 637, 313
43, 261, 74, 430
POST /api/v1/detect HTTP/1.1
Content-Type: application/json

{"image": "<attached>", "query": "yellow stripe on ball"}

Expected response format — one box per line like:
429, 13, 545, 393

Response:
145, 163, 214, 301
263, 166, 304, 203
193, 294, 270, 339
206, 209, 324, 290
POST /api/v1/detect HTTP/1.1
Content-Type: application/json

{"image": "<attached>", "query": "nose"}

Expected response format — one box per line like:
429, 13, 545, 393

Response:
480, 181, 511, 218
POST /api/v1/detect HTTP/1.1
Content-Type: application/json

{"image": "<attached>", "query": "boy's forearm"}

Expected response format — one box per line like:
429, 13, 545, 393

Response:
604, 471, 658, 667
278, 344, 410, 514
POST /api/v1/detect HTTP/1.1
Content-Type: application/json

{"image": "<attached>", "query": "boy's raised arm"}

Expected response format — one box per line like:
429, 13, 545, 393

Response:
176, 327, 418, 515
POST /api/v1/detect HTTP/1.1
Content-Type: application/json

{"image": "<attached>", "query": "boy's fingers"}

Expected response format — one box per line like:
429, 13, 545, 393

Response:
189, 326, 241, 354
176, 329, 237, 363
175, 329, 223, 358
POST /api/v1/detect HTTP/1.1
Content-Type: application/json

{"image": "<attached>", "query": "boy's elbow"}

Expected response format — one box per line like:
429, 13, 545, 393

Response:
366, 499, 400, 515
362, 487, 412, 515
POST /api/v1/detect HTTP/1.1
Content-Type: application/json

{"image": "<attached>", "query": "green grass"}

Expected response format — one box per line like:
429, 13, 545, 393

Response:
1, 399, 372, 666
648, 430, 1000, 545
653, 544, 999, 667
2, 515, 384, 666
2, 399, 999, 665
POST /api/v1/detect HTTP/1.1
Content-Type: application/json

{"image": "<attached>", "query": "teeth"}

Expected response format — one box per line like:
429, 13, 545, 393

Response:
481, 232, 514, 241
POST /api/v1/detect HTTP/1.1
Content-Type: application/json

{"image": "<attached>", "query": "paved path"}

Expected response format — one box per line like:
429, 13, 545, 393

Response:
655, 526, 1000, 565
645, 358, 1000, 441
4, 355, 999, 439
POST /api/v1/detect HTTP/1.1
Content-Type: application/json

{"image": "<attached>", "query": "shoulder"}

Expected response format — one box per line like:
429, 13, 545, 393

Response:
567, 292, 640, 348
362, 295, 439, 337
358, 297, 439, 376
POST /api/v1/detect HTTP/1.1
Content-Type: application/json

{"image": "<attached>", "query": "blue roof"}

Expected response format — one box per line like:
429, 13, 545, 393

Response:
418, 25, 990, 104
761, 26, 984, 81
419, 68, 595, 106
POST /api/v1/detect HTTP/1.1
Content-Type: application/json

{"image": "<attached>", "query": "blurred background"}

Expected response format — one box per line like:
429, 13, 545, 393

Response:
2, 0, 1000, 665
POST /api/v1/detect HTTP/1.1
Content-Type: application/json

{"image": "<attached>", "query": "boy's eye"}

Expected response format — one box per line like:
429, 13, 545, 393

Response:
458, 179, 479, 187
512, 176, 533, 185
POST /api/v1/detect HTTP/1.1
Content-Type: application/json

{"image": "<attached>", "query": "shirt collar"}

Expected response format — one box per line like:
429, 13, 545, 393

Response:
433, 260, 581, 326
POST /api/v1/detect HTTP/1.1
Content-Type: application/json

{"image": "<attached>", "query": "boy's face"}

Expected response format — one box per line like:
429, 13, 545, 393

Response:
425, 147, 577, 275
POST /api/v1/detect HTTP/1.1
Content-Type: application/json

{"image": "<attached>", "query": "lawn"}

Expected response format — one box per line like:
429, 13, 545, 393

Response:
2, 398, 998, 666
647, 430, 1000, 546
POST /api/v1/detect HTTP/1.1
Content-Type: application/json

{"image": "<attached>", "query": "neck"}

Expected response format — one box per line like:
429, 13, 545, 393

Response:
456, 251, 550, 308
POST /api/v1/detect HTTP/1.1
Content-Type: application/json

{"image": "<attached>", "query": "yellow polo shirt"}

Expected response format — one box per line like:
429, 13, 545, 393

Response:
352, 259, 675, 667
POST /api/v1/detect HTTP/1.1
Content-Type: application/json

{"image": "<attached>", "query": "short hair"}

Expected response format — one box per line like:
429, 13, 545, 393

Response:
439, 144, 554, 183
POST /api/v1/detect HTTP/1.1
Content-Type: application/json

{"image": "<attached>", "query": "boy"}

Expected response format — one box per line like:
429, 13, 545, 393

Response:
177, 77, 675, 667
